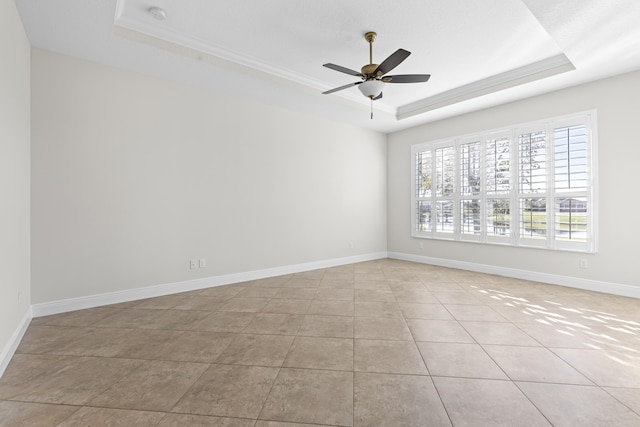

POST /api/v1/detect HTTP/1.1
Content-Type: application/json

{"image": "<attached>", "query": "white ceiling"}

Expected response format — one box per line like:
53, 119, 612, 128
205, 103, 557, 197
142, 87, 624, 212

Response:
15, 0, 640, 133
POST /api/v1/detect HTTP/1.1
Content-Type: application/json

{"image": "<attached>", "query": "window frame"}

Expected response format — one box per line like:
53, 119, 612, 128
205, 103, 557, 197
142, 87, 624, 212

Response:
410, 111, 598, 253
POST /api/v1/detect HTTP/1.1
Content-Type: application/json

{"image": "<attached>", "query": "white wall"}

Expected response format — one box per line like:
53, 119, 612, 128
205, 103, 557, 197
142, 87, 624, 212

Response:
388, 70, 640, 291
0, 0, 31, 371
22, 30, 640, 313
31, 49, 387, 304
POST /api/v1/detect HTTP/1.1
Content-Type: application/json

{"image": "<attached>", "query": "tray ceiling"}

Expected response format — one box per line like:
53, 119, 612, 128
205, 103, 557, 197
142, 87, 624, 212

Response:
15, 0, 640, 133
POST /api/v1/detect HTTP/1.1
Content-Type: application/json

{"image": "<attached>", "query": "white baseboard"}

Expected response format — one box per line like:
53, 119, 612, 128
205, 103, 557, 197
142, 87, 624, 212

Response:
31, 252, 388, 317
0, 307, 32, 378
7, 249, 637, 379
29, 250, 638, 319
388, 251, 640, 299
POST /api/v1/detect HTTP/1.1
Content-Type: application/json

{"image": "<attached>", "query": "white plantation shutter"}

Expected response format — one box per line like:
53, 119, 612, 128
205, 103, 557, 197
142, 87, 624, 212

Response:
411, 111, 597, 253
519, 197, 547, 242
519, 130, 547, 193
460, 141, 481, 196
485, 132, 511, 195
485, 132, 512, 242
517, 127, 548, 246
460, 140, 482, 238
554, 124, 588, 193
436, 200, 454, 233
414, 150, 432, 232
434, 145, 455, 234
552, 120, 592, 249
487, 199, 510, 237
435, 146, 455, 197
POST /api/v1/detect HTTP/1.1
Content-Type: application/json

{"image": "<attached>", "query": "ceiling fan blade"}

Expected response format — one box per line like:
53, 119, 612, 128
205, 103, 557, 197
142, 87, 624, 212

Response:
373, 92, 383, 101
323, 63, 364, 77
375, 49, 411, 76
322, 81, 361, 95
384, 74, 431, 83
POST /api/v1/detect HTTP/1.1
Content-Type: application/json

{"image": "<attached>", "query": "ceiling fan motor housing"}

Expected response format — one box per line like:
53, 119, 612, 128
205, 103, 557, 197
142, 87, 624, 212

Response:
361, 64, 379, 76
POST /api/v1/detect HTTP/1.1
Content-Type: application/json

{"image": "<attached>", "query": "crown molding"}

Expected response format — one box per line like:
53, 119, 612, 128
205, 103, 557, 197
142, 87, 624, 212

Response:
397, 54, 575, 120
113, 4, 396, 116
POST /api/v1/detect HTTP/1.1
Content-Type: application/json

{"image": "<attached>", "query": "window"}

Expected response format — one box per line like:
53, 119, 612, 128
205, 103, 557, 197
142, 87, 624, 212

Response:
411, 112, 597, 252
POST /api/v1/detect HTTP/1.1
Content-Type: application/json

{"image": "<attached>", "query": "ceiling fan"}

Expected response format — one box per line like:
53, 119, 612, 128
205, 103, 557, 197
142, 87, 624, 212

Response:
322, 31, 431, 116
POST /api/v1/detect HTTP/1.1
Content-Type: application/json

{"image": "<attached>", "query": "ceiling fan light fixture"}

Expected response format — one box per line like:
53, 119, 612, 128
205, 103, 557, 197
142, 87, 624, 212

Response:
322, 31, 429, 114
358, 80, 385, 98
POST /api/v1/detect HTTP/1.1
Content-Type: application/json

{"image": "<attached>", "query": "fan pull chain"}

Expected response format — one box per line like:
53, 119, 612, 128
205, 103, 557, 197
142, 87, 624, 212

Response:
370, 97, 373, 119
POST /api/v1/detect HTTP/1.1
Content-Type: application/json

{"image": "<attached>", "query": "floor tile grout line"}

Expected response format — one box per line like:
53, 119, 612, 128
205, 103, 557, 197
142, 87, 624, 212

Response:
352, 328, 355, 427
159, 410, 258, 424
480, 344, 599, 386
253, 333, 297, 423
600, 386, 640, 417
427, 375, 455, 427
545, 346, 602, 387
511, 379, 556, 426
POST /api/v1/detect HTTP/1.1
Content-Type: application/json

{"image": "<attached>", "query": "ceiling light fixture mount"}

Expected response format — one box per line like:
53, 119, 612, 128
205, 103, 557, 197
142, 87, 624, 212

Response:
148, 6, 167, 21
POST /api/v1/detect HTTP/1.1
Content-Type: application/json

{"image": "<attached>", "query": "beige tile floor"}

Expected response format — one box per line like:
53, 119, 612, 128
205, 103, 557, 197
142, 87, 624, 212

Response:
1, 259, 640, 426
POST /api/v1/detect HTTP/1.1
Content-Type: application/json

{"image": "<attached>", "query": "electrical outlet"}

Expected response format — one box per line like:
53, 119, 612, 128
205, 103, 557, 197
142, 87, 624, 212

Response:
579, 259, 588, 269
190, 259, 197, 270
419, 242, 424, 249
199, 258, 206, 268
349, 241, 354, 249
